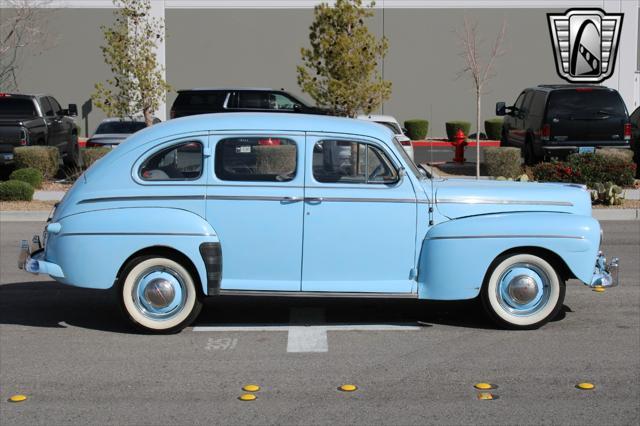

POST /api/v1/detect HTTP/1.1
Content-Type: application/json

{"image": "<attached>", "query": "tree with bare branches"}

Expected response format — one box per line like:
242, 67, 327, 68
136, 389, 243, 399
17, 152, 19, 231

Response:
0, 0, 53, 91
457, 17, 507, 179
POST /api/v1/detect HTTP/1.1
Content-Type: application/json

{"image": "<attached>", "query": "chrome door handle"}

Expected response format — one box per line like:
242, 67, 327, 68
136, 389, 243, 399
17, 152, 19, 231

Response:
281, 196, 303, 203
305, 197, 323, 203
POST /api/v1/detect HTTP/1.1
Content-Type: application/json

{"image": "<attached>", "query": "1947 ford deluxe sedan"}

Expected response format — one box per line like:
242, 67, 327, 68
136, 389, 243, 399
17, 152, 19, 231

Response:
18, 113, 619, 333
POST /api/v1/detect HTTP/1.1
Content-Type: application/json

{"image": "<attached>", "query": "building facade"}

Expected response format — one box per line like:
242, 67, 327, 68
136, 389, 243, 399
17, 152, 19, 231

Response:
1, 0, 638, 137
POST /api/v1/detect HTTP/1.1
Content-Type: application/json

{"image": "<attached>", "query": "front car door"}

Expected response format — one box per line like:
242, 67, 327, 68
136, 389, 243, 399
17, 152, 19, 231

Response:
301, 134, 418, 293
39, 96, 62, 149
206, 132, 305, 291
508, 91, 527, 146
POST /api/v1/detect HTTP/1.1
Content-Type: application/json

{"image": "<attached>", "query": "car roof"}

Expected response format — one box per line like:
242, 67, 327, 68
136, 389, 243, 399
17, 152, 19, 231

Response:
118, 113, 394, 151
177, 87, 277, 93
532, 84, 616, 92
100, 117, 148, 123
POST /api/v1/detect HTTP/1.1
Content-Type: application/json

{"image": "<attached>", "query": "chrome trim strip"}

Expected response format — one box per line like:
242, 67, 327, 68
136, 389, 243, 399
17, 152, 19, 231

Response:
437, 198, 574, 206
60, 232, 213, 237
313, 197, 416, 204
79, 195, 204, 204
206, 195, 288, 202
426, 234, 584, 240
218, 290, 417, 299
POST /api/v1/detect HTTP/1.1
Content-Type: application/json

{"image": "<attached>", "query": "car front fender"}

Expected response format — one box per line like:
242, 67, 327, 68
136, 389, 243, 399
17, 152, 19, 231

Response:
418, 212, 600, 300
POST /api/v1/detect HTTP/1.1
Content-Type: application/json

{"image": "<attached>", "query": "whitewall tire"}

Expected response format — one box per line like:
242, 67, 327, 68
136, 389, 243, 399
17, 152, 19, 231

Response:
119, 256, 202, 333
481, 253, 565, 329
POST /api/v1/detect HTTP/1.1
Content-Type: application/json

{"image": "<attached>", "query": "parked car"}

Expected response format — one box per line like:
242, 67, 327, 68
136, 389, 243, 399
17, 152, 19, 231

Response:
496, 85, 631, 165
0, 93, 80, 168
86, 117, 158, 148
357, 114, 414, 161
170, 87, 327, 119
18, 113, 618, 333
630, 106, 640, 178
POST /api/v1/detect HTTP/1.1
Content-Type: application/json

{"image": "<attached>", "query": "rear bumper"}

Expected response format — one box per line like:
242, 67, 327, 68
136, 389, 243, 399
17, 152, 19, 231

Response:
18, 240, 64, 278
587, 251, 619, 288
542, 143, 630, 154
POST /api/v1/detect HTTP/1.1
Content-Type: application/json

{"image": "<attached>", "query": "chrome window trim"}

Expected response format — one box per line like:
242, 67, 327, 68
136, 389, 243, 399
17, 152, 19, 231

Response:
436, 198, 574, 207
222, 92, 231, 109
79, 195, 204, 204
59, 232, 214, 237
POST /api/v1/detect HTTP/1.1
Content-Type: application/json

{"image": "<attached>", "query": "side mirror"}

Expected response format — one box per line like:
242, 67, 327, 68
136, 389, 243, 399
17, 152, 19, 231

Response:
67, 104, 78, 117
496, 102, 506, 116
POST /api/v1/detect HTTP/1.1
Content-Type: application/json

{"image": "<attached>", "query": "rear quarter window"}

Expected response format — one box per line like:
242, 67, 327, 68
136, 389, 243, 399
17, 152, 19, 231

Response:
174, 92, 226, 109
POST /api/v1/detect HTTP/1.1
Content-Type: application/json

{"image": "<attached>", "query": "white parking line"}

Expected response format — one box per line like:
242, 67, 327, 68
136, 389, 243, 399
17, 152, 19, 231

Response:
193, 307, 423, 353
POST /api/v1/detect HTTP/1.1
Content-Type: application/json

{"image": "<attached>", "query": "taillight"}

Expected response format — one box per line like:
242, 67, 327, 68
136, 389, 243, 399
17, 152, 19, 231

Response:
170, 108, 176, 119
540, 124, 551, 141
19, 129, 28, 146
623, 123, 632, 140
400, 140, 412, 146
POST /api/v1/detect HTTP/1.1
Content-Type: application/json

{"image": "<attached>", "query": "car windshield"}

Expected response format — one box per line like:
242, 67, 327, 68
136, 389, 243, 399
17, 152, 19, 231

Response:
95, 121, 147, 134
547, 90, 627, 118
375, 121, 402, 134
391, 136, 422, 179
0, 98, 37, 116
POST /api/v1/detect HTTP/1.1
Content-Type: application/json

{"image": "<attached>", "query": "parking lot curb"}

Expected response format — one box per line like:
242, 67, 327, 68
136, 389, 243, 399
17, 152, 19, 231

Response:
592, 209, 639, 221
2, 208, 638, 222
0, 211, 49, 222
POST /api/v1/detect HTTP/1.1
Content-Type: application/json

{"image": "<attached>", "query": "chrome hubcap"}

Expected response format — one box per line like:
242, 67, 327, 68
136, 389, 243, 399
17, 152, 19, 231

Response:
133, 267, 186, 321
497, 263, 550, 316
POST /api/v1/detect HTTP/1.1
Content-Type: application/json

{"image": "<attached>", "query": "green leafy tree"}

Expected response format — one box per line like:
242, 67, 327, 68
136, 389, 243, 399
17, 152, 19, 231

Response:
92, 0, 169, 127
297, 0, 391, 117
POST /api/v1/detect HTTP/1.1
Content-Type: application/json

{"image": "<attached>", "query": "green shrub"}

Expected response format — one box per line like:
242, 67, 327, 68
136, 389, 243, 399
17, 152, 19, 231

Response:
9, 167, 43, 189
532, 153, 636, 187
483, 147, 522, 179
403, 119, 429, 140
0, 180, 35, 201
484, 118, 503, 140
81, 147, 111, 170
445, 121, 471, 141
14, 146, 60, 179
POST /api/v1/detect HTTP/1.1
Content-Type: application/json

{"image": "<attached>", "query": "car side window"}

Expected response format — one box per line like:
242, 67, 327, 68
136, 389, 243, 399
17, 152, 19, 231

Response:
272, 94, 298, 110
235, 92, 271, 109
215, 137, 297, 182
40, 97, 54, 117
313, 140, 398, 184
139, 141, 203, 181
521, 91, 534, 113
528, 91, 546, 115
48, 97, 62, 116
513, 92, 525, 109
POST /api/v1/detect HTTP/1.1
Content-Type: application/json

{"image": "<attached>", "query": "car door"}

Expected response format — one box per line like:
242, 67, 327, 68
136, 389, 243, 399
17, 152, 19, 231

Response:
508, 91, 527, 146
206, 132, 305, 291
48, 97, 69, 151
39, 96, 62, 149
301, 134, 418, 293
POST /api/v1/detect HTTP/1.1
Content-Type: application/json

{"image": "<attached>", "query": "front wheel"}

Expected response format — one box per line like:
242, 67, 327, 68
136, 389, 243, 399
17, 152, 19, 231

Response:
118, 256, 202, 333
481, 253, 565, 329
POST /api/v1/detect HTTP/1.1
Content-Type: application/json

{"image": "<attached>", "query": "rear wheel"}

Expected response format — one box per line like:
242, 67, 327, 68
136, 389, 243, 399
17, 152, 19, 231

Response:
118, 256, 202, 333
63, 134, 83, 169
523, 138, 537, 166
481, 253, 565, 329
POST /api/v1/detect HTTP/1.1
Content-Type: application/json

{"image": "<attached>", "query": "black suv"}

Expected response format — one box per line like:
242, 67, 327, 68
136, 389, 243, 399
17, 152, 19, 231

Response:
496, 85, 631, 164
170, 88, 325, 119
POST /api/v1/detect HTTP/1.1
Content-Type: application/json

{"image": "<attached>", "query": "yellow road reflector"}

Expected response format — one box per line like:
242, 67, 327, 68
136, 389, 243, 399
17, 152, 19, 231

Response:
576, 382, 595, 390
338, 384, 358, 392
474, 383, 496, 390
477, 392, 497, 400
242, 385, 260, 392
8, 395, 27, 403
239, 393, 257, 401
593, 286, 605, 293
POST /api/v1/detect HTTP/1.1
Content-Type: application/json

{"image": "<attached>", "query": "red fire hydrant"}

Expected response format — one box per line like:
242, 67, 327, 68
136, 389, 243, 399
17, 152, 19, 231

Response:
450, 128, 468, 164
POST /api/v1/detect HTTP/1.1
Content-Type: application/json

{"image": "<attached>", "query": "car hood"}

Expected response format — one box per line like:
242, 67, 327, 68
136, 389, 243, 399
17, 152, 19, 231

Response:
431, 178, 592, 219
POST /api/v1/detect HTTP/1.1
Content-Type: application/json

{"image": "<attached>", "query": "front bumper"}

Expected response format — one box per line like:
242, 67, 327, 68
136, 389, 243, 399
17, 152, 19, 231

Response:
587, 251, 619, 288
17, 239, 64, 278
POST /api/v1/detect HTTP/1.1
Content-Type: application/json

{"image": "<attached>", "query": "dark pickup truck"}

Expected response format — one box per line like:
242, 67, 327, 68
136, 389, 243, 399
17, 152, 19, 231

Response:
0, 93, 81, 169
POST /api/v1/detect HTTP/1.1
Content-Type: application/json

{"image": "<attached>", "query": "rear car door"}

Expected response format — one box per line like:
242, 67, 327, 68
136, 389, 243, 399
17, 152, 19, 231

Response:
206, 132, 305, 291
301, 134, 418, 293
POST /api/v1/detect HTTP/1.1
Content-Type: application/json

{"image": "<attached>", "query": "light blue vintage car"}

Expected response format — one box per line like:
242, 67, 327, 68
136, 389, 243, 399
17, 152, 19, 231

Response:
18, 113, 618, 333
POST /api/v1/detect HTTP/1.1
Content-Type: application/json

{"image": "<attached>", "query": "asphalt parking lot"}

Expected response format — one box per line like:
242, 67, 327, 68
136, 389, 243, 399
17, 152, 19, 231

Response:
1, 220, 638, 425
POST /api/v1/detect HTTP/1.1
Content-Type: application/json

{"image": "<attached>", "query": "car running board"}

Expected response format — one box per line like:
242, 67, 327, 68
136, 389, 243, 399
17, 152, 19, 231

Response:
216, 290, 418, 299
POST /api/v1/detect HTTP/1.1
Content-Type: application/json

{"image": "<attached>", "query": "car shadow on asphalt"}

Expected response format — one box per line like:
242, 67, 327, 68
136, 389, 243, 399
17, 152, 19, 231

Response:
0, 281, 570, 333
